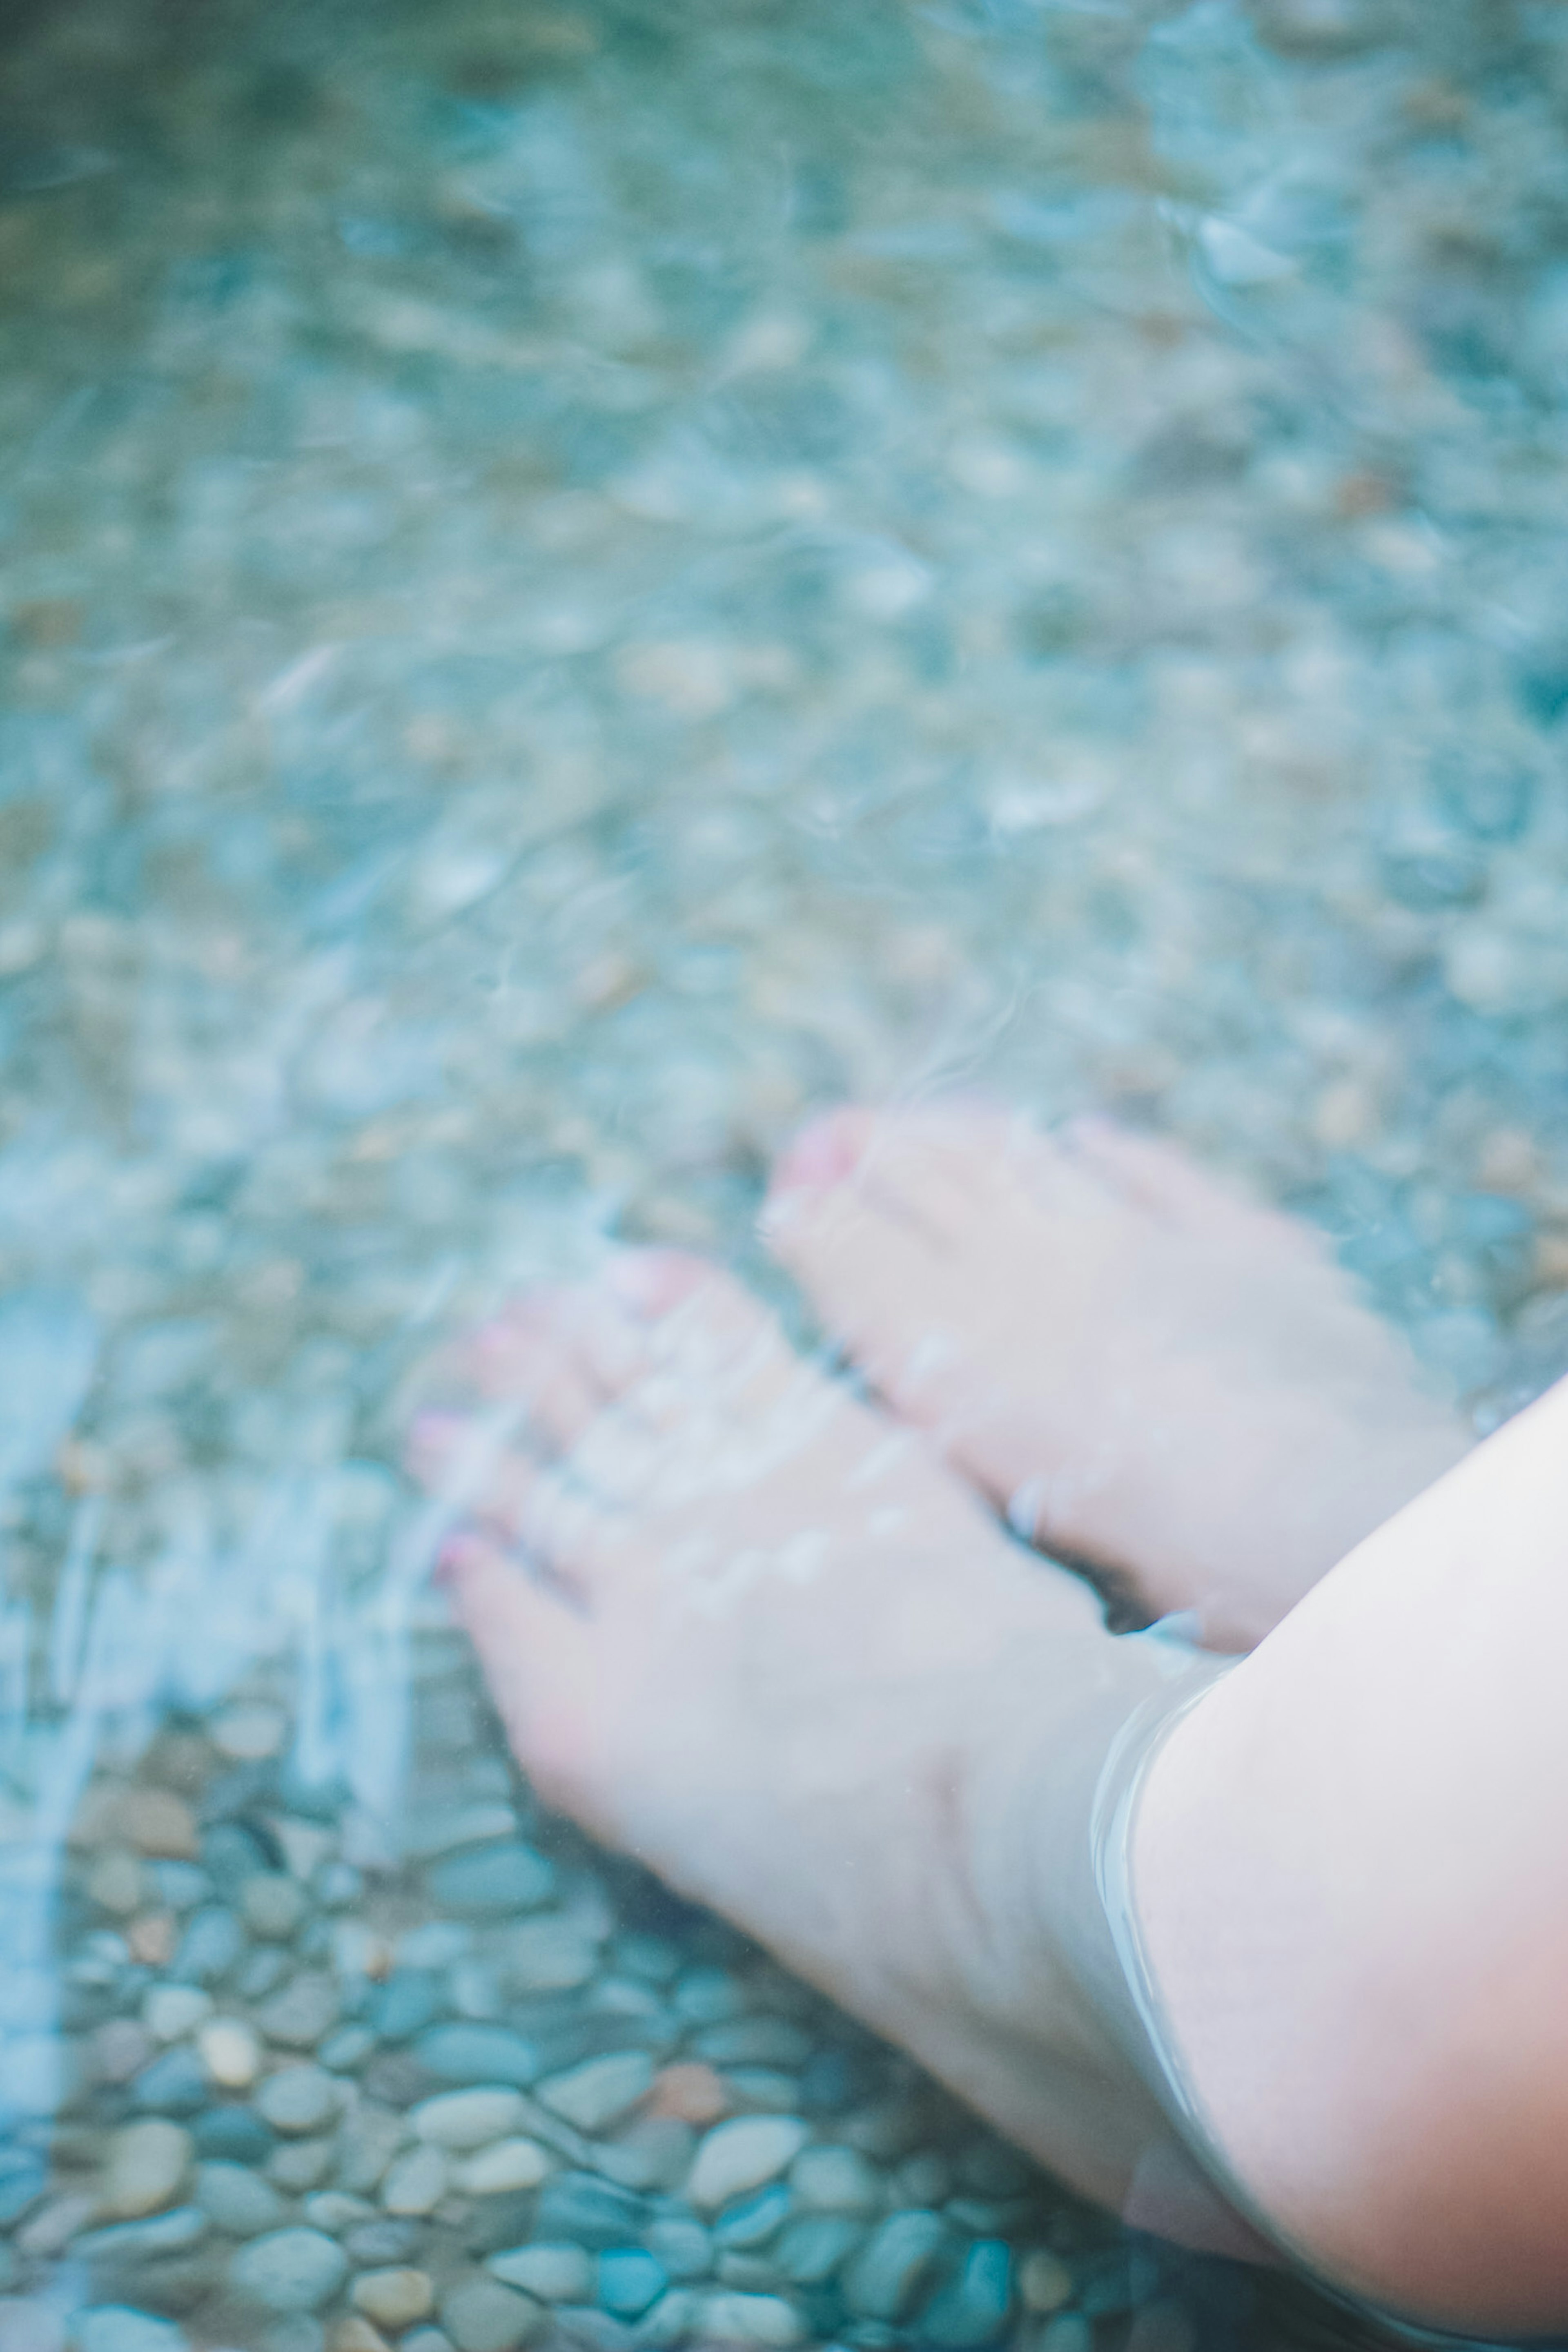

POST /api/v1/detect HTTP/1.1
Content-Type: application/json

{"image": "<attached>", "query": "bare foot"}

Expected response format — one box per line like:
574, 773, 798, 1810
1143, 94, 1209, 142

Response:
406, 1253, 1255, 2252
764, 1108, 1472, 1652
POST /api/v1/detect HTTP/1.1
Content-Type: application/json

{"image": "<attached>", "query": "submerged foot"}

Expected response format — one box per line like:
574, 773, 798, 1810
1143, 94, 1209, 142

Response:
764, 1108, 1471, 1650
407, 1255, 1247, 2241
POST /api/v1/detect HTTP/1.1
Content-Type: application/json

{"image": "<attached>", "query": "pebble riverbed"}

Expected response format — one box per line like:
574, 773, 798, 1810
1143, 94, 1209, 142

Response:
2, 0, 1568, 2347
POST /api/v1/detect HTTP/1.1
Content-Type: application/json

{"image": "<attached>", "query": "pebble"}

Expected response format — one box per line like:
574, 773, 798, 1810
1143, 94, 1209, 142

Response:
595, 2252, 666, 2322
671, 1970, 744, 2027
403, 1803, 519, 1861
0, 2154, 46, 2229
85, 1852, 147, 1917
641, 2220, 711, 2283
238, 1948, 290, 2001
344, 2225, 421, 2270
90, 2022, 152, 2087
535, 2052, 653, 2136
843, 2209, 950, 2323
318, 2025, 376, 2072
922, 2238, 1014, 2348
120, 1791, 199, 1861
172, 1908, 244, 1985
258, 2065, 340, 2136
209, 1702, 288, 1761
645, 2063, 728, 2127
330, 2321, 390, 2352
195, 2162, 289, 2238
532, 2174, 648, 2251
99, 2121, 192, 2220
142, 1986, 212, 2044
439, 2282, 545, 2352
243, 1876, 310, 1942
350, 2270, 435, 2330
713, 2185, 791, 2252
258, 1974, 341, 2048
451, 2144, 548, 2203
127, 1915, 177, 1968
130, 2048, 208, 2117
75, 2206, 208, 2270
501, 1919, 599, 1995
483, 2247, 592, 2303
424, 1844, 555, 1918
788, 2144, 882, 2216
694, 2293, 806, 2347
368, 1973, 443, 2045
774, 2213, 864, 2286
410, 2089, 527, 2151
231, 2229, 350, 2313
1038, 2319, 1092, 2352
1018, 2252, 1074, 2314
147, 1863, 209, 1915
693, 2019, 813, 2070
380, 2146, 449, 2217
304, 2196, 376, 2233
633, 2292, 695, 2351
412, 2026, 540, 2089
687, 2117, 809, 2212
336, 2108, 408, 2200
268, 2138, 336, 2194
192, 2107, 274, 2165
72, 2313, 186, 2352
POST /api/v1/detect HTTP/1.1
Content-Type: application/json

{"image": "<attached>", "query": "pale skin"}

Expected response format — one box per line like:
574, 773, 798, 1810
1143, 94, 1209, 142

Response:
408, 1104, 1568, 2339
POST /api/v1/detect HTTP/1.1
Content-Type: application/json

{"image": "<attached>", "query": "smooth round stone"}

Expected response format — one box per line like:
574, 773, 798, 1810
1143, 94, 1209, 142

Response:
484, 2247, 591, 2304
142, 1987, 212, 2045
922, 2239, 1014, 2348
258, 2067, 339, 2137
243, 1877, 309, 1943
713, 2185, 791, 2252
532, 2175, 649, 2252
595, 2252, 665, 2323
634, 2291, 696, 2351
687, 2118, 809, 2212
268, 2140, 336, 2195
774, 2213, 864, 2287
131, 2048, 208, 2118
424, 1844, 555, 1919
412, 2027, 539, 2090
100, 2122, 192, 2221
72, 2312, 186, 2352
380, 2147, 448, 2218
695, 2292, 806, 2347
0, 2155, 46, 2230
148, 1864, 211, 1916
671, 1969, 744, 2026
535, 2053, 653, 2137
350, 2271, 435, 2330
1018, 2252, 1074, 2315
317, 2026, 376, 2074
232, 2230, 350, 2314
314, 1864, 363, 1913
328, 2320, 386, 2352
368, 1973, 442, 2046
0, 2297, 65, 2352
451, 2141, 551, 2198
258, 1975, 341, 2049
788, 2145, 882, 2217
210, 1704, 288, 1762
410, 2090, 526, 2151
344, 2225, 421, 2270
192, 2108, 274, 2166
843, 2210, 949, 2323
439, 2281, 545, 2352
303, 2197, 375, 2234
641, 2219, 711, 2283
85, 1852, 146, 1918
693, 2019, 812, 2070
194, 2163, 288, 2240
239, 1951, 291, 2002
502, 1920, 599, 1996
172, 1908, 244, 1986
120, 1792, 199, 1862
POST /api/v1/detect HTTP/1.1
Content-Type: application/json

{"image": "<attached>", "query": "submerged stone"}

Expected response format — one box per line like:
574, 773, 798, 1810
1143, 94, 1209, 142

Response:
424, 1842, 555, 1917
230, 2228, 349, 2312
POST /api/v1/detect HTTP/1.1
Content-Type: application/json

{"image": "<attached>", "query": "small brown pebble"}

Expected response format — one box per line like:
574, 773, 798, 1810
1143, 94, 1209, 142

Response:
12, 599, 83, 649
646, 2062, 730, 2127
127, 1911, 177, 1967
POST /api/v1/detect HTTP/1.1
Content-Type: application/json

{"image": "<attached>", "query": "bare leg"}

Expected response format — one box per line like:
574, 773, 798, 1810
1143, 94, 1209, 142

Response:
1135, 1374, 1568, 2337
765, 1106, 1471, 1650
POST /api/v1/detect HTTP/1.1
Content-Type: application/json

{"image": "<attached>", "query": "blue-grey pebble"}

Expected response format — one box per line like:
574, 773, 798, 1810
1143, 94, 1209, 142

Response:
775, 2214, 864, 2286
424, 1841, 555, 1917
371, 1971, 443, 2044
694, 2018, 813, 2070
0, 2148, 45, 2225
73, 2309, 187, 2352
172, 1907, 243, 1986
195, 2162, 288, 2238
237, 1948, 290, 2001
412, 2023, 541, 2088
317, 2024, 375, 2072
843, 2211, 950, 2323
641, 2219, 711, 2281
713, 2186, 792, 2252
192, 2107, 274, 2165
231, 2229, 349, 2313
200, 1822, 274, 1898
344, 2222, 422, 2268
147, 1863, 210, 1913
922, 2240, 1014, 2348
131, 2049, 209, 2118
532, 2174, 649, 2252
76, 2210, 209, 2270
596, 2251, 666, 2322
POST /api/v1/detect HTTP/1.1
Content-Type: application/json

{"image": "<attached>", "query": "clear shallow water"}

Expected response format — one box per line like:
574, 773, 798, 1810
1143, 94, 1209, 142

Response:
1, 0, 1566, 2345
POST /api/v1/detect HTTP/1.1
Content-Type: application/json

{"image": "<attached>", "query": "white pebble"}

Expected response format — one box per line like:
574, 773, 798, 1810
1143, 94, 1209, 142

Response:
198, 2018, 262, 2090
380, 2144, 450, 2216
99, 2118, 192, 2219
210, 1702, 288, 1760
410, 2089, 527, 2151
142, 1985, 213, 2043
687, 2116, 809, 2211
452, 2139, 552, 2197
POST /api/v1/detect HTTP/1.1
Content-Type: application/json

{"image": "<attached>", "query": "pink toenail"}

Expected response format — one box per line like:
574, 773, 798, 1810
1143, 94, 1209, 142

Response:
771, 1119, 859, 1193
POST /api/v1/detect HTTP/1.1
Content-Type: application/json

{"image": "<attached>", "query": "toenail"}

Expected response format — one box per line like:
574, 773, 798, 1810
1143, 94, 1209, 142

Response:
772, 1119, 858, 1193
